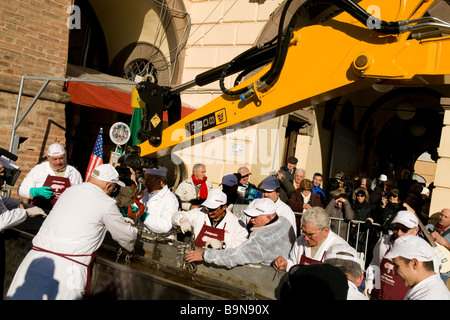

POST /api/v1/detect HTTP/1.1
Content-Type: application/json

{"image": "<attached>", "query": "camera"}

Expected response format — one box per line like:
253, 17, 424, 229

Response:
116, 146, 155, 186
0, 147, 21, 186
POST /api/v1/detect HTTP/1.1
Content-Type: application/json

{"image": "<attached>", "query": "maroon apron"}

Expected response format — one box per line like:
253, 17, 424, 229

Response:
32, 246, 97, 298
299, 251, 326, 265
370, 248, 409, 300
195, 222, 226, 248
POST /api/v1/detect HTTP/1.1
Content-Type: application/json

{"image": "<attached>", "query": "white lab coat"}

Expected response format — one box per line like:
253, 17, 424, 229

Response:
285, 230, 351, 271
203, 216, 296, 268
174, 177, 213, 211
141, 185, 179, 233
6, 182, 137, 300
347, 280, 368, 300
18, 162, 83, 199
365, 234, 392, 288
275, 198, 297, 235
404, 274, 450, 300
172, 207, 248, 249
0, 196, 27, 231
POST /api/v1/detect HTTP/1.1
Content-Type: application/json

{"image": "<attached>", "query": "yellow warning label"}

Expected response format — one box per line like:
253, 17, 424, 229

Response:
151, 113, 161, 128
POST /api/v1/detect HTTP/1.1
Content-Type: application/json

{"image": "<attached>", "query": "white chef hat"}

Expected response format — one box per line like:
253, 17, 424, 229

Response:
384, 235, 435, 262
47, 143, 66, 157
324, 244, 363, 270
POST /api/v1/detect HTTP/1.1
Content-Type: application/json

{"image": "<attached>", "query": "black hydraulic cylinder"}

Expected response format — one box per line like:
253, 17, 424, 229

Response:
194, 44, 277, 87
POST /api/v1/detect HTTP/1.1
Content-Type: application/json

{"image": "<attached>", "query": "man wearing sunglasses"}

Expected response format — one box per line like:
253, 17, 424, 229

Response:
365, 210, 422, 300
172, 188, 248, 250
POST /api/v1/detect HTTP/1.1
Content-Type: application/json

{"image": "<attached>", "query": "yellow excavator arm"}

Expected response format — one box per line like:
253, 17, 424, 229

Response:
130, 0, 450, 163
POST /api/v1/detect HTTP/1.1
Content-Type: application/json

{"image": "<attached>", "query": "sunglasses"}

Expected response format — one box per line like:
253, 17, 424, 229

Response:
393, 225, 410, 233
356, 194, 365, 197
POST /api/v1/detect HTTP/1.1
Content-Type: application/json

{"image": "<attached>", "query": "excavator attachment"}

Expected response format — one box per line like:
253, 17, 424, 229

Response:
131, 0, 450, 159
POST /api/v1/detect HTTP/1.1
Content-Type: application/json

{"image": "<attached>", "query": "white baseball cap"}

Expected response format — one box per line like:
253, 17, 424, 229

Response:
90, 164, 125, 187
392, 210, 418, 229
379, 174, 387, 182
244, 198, 277, 217
47, 143, 66, 157
324, 244, 363, 270
384, 235, 435, 262
201, 189, 227, 209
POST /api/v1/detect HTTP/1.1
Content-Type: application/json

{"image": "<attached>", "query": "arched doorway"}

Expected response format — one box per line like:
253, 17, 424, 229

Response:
361, 88, 443, 181
65, 0, 190, 180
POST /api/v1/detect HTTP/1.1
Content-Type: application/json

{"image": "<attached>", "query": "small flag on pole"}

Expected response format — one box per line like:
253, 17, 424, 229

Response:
130, 89, 144, 146
129, 107, 143, 146
85, 128, 103, 182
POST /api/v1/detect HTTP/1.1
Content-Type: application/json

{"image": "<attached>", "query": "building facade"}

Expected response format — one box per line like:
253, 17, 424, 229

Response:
1, 0, 450, 217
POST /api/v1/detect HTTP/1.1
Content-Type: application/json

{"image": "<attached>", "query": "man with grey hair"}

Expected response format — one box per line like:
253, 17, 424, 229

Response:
175, 163, 213, 211
324, 244, 368, 300
236, 166, 258, 204
279, 168, 306, 199
273, 207, 352, 271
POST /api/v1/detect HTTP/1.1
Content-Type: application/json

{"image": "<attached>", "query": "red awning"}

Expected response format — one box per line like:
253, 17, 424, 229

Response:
66, 81, 134, 115
65, 64, 195, 120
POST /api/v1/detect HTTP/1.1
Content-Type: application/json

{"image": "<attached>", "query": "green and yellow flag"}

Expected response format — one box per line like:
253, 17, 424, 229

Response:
130, 88, 145, 146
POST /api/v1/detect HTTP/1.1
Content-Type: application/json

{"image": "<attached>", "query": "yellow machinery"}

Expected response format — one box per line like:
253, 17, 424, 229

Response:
129, 0, 450, 164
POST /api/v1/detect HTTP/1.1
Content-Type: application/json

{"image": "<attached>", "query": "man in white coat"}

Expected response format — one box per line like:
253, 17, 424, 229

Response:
6, 164, 137, 300
17, 143, 83, 210
185, 198, 296, 268
364, 209, 441, 300
324, 244, 368, 300
140, 167, 179, 234
273, 207, 352, 272
172, 189, 248, 249
385, 235, 450, 300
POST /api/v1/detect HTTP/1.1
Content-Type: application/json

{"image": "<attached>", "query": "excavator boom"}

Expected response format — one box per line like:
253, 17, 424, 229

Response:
132, 0, 450, 160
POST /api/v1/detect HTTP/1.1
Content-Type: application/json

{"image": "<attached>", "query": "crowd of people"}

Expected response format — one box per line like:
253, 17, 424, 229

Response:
1, 146, 449, 300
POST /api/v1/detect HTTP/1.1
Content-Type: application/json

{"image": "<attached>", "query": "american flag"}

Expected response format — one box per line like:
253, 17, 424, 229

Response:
85, 128, 103, 181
